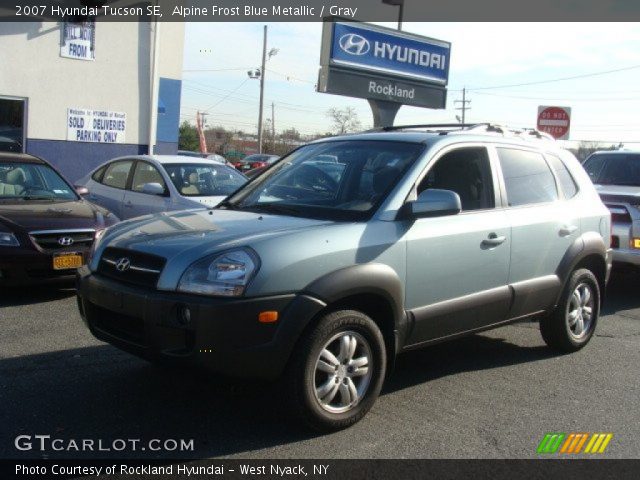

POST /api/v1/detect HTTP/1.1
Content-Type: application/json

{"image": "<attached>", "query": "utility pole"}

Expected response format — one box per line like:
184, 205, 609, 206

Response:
454, 87, 471, 125
257, 25, 267, 154
271, 102, 275, 152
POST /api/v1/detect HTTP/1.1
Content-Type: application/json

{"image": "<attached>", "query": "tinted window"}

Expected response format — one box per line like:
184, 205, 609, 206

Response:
497, 148, 558, 207
102, 161, 133, 189
418, 147, 495, 211
584, 153, 640, 187
0, 162, 76, 200
546, 154, 578, 199
91, 165, 106, 182
163, 163, 246, 197
582, 155, 607, 182
131, 162, 166, 194
225, 141, 424, 221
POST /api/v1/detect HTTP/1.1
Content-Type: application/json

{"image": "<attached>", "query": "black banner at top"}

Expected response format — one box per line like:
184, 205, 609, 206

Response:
1, 0, 640, 22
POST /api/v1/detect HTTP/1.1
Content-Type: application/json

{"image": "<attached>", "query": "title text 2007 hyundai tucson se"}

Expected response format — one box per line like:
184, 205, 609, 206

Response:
77, 125, 612, 431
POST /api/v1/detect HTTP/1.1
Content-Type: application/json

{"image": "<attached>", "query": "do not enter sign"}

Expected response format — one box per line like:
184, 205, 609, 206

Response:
537, 106, 571, 140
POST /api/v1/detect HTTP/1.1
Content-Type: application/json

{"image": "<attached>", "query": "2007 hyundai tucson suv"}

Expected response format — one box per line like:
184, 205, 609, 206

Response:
77, 125, 612, 431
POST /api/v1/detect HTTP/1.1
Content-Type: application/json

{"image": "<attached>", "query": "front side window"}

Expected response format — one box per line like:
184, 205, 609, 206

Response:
131, 162, 167, 194
583, 154, 640, 187
163, 164, 246, 197
0, 162, 77, 200
102, 161, 133, 190
497, 148, 558, 207
224, 140, 425, 220
418, 147, 495, 211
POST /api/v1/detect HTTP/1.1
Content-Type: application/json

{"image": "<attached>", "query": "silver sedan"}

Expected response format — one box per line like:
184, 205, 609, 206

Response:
76, 155, 247, 220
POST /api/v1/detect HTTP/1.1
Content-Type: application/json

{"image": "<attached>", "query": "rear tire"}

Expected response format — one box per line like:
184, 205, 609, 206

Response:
285, 309, 387, 432
540, 268, 600, 352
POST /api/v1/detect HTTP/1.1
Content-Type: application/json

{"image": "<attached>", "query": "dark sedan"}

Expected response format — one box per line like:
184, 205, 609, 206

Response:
0, 153, 119, 285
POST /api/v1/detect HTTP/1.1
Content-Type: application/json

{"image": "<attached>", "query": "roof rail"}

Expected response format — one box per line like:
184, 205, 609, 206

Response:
367, 123, 556, 141
369, 123, 489, 132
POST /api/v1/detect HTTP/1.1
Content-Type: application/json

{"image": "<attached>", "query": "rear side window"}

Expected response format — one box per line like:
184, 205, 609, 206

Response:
546, 154, 578, 199
497, 148, 558, 207
102, 161, 133, 190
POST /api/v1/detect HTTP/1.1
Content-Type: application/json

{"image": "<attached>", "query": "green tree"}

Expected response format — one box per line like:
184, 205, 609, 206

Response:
178, 121, 199, 151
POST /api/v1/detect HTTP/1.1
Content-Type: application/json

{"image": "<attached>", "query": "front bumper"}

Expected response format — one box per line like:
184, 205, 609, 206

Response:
0, 247, 89, 286
76, 268, 326, 380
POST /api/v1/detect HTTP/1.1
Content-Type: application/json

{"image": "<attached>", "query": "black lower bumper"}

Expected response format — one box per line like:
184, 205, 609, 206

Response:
76, 268, 326, 380
0, 248, 86, 286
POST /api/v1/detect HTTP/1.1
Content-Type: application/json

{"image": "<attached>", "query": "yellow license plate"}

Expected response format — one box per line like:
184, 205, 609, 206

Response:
52, 253, 84, 270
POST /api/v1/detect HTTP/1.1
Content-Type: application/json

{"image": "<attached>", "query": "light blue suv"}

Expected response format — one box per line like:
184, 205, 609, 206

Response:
77, 125, 612, 431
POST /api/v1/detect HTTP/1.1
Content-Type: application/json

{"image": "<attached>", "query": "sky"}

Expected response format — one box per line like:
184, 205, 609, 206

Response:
180, 22, 640, 146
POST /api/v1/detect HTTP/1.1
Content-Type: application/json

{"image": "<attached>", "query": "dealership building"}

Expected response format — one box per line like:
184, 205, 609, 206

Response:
0, 21, 184, 182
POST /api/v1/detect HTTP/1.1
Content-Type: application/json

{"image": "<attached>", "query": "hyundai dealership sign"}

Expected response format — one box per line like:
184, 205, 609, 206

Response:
318, 20, 451, 108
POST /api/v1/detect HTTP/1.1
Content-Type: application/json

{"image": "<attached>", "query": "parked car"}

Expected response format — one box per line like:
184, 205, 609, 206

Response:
77, 125, 611, 431
232, 154, 280, 172
76, 155, 247, 220
0, 152, 118, 285
177, 150, 229, 165
582, 150, 640, 269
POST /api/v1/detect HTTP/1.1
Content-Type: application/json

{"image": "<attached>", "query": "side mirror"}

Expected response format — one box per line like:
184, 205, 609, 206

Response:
74, 185, 89, 196
407, 189, 462, 218
141, 182, 165, 196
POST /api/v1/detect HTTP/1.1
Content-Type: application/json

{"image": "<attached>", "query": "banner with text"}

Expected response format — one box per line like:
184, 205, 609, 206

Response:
67, 108, 126, 144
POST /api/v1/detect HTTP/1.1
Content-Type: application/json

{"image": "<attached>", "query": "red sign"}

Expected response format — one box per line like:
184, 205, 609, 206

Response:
537, 106, 571, 140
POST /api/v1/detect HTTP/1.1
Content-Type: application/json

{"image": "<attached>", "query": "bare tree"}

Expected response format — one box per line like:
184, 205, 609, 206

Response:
576, 141, 604, 161
326, 107, 362, 135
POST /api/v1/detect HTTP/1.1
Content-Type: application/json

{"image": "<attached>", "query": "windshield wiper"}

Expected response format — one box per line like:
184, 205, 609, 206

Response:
244, 203, 304, 216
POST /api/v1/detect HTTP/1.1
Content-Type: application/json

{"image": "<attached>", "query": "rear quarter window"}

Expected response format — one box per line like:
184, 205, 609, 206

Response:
546, 154, 579, 199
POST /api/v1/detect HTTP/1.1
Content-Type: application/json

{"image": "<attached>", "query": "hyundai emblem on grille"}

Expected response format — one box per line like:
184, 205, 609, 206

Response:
57, 236, 74, 246
115, 258, 131, 272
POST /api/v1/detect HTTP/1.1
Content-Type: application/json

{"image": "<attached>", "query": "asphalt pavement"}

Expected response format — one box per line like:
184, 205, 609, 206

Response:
1, 271, 639, 460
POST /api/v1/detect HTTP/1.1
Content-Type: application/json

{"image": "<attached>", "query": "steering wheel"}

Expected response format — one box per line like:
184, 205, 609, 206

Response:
294, 165, 338, 193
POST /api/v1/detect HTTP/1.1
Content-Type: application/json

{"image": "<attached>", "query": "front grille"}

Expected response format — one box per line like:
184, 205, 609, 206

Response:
605, 204, 632, 224
97, 247, 165, 288
89, 302, 146, 345
29, 229, 95, 252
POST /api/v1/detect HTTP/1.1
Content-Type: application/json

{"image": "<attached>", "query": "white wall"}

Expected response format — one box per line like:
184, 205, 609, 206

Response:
0, 21, 184, 144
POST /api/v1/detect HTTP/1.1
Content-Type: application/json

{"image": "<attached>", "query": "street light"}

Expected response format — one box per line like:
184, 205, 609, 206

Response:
247, 26, 278, 154
382, 0, 404, 30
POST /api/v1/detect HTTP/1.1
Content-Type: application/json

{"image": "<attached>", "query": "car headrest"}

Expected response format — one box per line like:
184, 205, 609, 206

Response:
6, 168, 26, 185
188, 172, 199, 184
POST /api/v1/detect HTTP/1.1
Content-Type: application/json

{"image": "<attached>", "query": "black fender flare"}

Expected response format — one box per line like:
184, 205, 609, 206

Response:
555, 231, 608, 305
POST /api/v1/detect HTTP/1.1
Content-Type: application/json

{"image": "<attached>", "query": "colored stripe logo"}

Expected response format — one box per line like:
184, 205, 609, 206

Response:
537, 433, 613, 454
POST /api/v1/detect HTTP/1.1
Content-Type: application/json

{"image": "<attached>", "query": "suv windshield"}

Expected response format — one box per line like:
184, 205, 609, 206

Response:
583, 153, 640, 186
163, 163, 246, 197
223, 140, 425, 220
0, 162, 77, 201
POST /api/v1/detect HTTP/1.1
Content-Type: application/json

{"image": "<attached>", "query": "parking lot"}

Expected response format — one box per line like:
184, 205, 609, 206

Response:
1, 271, 639, 460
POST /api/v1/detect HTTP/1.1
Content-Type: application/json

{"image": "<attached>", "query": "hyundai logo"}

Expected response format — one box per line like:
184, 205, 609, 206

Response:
338, 33, 370, 56
57, 236, 74, 246
115, 257, 131, 272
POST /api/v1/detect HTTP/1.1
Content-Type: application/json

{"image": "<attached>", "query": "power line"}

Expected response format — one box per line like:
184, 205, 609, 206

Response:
467, 64, 640, 91
474, 91, 640, 102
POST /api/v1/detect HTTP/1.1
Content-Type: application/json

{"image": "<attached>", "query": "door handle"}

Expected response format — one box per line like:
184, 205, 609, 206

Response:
559, 225, 578, 236
481, 233, 506, 247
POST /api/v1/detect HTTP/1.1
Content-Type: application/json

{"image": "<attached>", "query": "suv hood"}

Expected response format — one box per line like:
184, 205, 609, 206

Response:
0, 199, 112, 233
98, 208, 335, 263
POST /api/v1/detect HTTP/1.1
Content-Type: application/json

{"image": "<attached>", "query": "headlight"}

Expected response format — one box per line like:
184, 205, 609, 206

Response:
177, 248, 259, 297
0, 232, 19, 247
87, 229, 106, 266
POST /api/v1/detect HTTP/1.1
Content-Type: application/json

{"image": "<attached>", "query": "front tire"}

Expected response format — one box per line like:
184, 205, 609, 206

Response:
286, 309, 387, 431
540, 268, 600, 352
